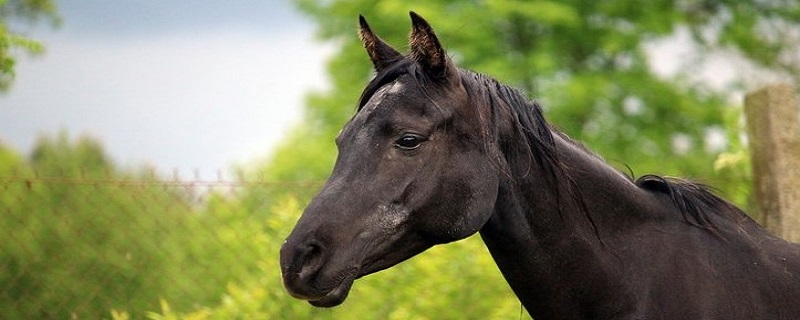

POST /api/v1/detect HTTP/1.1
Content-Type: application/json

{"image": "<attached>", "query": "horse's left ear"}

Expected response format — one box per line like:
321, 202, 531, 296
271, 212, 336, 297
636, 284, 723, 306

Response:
409, 12, 457, 82
359, 15, 403, 72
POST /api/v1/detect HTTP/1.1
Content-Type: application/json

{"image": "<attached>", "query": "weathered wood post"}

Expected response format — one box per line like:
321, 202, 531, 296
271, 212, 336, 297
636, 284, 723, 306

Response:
744, 83, 800, 242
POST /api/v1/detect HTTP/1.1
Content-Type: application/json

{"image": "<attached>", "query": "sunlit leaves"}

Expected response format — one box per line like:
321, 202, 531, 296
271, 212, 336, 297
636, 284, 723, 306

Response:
0, 0, 58, 91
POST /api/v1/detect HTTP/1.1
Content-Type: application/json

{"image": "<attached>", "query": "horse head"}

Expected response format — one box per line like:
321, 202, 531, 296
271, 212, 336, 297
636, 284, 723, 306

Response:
279, 12, 501, 307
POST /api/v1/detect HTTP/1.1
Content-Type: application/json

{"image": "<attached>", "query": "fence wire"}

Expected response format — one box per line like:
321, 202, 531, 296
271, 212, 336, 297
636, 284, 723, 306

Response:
0, 174, 322, 319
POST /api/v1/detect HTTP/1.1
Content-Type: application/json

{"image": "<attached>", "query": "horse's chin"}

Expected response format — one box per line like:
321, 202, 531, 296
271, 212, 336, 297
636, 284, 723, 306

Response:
307, 276, 355, 308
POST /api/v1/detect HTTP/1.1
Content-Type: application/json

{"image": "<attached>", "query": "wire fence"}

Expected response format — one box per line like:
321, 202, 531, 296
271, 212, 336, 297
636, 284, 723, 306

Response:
0, 174, 323, 319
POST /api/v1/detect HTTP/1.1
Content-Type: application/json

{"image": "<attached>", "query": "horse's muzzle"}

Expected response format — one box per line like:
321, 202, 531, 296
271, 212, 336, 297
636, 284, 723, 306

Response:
280, 237, 357, 307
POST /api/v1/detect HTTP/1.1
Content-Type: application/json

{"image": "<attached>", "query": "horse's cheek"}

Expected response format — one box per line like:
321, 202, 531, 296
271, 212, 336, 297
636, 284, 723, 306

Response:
441, 163, 499, 240
466, 168, 500, 229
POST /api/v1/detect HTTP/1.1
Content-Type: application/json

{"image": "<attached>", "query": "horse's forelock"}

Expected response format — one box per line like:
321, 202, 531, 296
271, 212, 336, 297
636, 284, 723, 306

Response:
357, 59, 415, 111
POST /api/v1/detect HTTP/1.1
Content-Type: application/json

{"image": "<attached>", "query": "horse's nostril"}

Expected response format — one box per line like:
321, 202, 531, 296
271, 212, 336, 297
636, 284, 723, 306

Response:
294, 241, 326, 279
305, 243, 322, 265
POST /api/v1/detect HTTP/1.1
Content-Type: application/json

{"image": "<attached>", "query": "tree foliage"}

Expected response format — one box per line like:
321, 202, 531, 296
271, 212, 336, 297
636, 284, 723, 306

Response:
0, 134, 273, 318
0, 0, 59, 91
1, 135, 184, 318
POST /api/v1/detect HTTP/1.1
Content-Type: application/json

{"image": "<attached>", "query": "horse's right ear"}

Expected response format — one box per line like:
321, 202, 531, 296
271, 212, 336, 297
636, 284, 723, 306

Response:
359, 15, 403, 72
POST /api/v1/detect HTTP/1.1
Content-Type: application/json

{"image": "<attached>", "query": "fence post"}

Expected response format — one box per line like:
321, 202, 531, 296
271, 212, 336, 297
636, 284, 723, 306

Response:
744, 83, 800, 242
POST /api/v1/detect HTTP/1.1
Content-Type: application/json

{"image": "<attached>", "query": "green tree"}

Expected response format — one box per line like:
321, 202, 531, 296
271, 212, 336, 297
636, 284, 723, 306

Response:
0, 134, 182, 318
0, 0, 59, 91
0, 134, 261, 319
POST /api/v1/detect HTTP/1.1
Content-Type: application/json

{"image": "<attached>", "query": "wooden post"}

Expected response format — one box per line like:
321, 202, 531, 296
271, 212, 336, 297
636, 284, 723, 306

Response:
744, 83, 800, 242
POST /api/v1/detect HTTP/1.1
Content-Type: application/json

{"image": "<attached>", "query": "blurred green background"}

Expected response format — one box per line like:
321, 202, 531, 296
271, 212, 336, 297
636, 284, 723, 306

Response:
2, 0, 800, 318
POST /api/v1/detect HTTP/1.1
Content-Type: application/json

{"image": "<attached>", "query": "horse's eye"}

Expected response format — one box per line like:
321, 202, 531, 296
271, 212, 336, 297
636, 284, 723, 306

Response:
395, 134, 425, 151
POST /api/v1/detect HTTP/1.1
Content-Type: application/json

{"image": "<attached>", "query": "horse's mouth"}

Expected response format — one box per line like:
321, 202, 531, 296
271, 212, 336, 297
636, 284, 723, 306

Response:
306, 276, 355, 308
298, 260, 391, 307
283, 266, 360, 308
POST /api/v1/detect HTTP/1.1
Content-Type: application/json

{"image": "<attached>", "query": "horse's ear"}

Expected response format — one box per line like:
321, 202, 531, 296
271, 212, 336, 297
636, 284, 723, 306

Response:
409, 12, 455, 81
359, 15, 403, 72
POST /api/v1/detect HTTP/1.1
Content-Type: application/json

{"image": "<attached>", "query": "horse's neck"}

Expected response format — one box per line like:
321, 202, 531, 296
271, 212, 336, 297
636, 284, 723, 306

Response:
479, 133, 649, 318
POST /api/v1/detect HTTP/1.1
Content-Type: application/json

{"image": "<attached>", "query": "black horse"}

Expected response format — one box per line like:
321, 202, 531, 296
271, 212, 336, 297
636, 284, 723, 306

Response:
280, 12, 800, 319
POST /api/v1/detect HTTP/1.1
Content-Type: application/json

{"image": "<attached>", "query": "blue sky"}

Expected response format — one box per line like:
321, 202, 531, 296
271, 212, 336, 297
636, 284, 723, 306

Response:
1, 1, 331, 178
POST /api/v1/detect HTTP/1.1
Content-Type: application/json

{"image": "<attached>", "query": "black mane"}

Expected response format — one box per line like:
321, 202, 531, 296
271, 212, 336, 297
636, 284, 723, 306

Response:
635, 175, 755, 231
460, 70, 558, 181
357, 59, 415, 111
458, 68, 601, 237
457, 67, 754, 234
